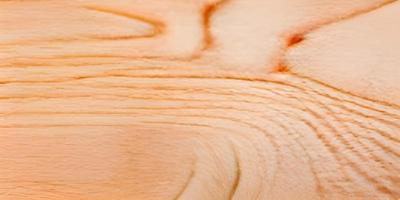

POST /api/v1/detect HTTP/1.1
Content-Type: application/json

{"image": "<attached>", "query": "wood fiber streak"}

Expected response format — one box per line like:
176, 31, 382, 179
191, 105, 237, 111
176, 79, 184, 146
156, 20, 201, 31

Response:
0, 0, 399, 200
82, 6, 165, 39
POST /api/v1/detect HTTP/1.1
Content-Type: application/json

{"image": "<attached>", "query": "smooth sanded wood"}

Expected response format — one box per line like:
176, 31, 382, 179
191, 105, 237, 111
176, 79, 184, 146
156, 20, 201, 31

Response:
0, 0, 399, 199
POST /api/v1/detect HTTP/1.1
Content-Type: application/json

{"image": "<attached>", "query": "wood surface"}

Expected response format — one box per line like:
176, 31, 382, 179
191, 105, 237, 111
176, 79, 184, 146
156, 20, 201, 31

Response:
0, 0, 399, 199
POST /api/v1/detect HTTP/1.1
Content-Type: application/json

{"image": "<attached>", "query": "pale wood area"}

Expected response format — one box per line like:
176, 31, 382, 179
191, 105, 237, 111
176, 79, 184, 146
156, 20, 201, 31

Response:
0, 0, 399, 199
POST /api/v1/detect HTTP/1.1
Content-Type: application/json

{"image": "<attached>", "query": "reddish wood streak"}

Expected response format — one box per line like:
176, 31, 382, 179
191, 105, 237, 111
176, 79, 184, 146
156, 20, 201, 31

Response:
202, 0, 230, 51
287, 34, 304, 46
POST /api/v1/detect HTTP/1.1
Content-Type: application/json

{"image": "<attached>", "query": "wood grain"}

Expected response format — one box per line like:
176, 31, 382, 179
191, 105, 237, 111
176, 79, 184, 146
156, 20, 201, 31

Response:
0, 0, 399, 199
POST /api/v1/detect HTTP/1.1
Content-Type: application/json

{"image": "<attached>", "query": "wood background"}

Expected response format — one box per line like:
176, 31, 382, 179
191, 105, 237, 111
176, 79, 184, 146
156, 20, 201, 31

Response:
0, 0, 399, 199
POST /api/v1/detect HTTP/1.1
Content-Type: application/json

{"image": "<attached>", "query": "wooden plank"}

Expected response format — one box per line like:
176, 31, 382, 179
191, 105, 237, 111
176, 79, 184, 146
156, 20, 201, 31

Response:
0, 0, 399, 199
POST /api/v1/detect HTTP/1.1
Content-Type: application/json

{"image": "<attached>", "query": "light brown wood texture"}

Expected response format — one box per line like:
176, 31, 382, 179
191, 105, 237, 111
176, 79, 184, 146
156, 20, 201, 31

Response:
1, 0, 399, 199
